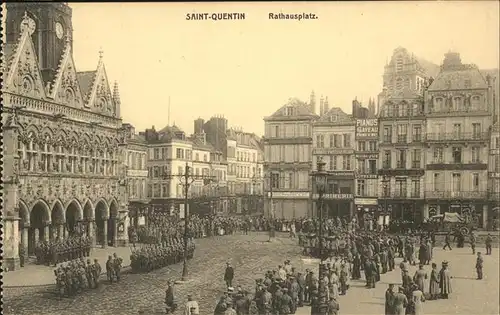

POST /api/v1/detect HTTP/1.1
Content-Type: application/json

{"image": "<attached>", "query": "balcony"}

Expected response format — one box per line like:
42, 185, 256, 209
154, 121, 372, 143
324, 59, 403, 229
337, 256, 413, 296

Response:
425, 190, 487, 200
396, 161, 406, 169
426, 163, 487, 171
397, 135, 407, 144
380, 191, 422, 199
412, 135, 423, 143
426, 132, 488, 142
411, 161, 421, 169
383, 136, 392, 144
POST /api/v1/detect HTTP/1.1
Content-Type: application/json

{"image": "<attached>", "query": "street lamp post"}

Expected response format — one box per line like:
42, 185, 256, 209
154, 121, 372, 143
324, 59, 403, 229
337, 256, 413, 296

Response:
312, 157, 328, 315
162, 163, 215, 282
383, 175, 389, 230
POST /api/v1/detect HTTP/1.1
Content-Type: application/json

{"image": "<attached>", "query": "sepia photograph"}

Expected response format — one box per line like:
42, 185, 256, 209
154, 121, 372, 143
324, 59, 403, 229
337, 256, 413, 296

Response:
1, 1, 499, 315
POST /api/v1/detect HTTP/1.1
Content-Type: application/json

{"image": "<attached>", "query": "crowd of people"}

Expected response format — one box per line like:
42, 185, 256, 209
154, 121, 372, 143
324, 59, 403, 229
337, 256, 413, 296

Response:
35, 236, 92, 266
130, 236, 195, 273
54, 253, 123, 298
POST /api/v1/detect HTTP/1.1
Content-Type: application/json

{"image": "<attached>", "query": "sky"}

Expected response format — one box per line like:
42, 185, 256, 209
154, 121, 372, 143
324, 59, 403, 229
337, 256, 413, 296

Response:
5, 2, 500, 136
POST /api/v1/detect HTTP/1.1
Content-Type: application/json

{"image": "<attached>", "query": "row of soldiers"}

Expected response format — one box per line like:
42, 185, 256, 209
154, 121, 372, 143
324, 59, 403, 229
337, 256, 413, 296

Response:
54, 253, 123, 298
35, 236, 92, 266
130, 237, 195, 273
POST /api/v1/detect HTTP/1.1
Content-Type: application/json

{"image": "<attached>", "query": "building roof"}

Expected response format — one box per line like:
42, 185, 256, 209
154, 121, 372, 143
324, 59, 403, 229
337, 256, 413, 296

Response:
76, 71, 97, 100
190, 136, 215, 151
315, 107, 354, 125
266, 98, 318, 120
428, 64, 488, 91
415, 57, 441, 78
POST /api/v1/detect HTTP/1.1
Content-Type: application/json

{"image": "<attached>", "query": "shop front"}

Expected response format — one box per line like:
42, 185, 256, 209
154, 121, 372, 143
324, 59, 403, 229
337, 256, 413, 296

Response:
265, 191, 310, 219
313, 193, 354, 219
355, 197, 378, 230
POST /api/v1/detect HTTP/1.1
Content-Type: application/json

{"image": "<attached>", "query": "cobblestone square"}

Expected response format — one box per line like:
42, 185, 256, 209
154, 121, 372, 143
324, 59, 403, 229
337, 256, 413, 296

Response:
4, 233, 499, 315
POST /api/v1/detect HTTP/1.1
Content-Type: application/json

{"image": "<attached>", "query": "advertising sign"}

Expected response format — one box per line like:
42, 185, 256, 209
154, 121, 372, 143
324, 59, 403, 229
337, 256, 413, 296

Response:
356, 119, 378, 139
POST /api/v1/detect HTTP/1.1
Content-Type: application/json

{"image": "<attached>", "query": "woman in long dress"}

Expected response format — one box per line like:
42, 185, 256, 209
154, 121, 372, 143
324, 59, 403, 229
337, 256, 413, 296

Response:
412, 285, 425, 315
429, 263, 440, 300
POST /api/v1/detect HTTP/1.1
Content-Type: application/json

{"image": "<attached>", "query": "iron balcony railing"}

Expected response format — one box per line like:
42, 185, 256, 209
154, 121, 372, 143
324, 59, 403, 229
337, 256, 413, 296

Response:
397, 135, 407, 143
426, 132, 488, 141
380, 191, 422, 198
425, 191, 487, 199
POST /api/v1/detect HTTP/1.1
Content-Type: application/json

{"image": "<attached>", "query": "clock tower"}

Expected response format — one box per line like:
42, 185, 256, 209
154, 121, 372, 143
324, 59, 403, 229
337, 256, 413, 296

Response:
5, 2, 74, 83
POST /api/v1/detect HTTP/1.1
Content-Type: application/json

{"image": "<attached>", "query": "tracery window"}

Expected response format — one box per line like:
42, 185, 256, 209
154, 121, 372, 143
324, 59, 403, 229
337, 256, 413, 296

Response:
40, 135, 53, 172
434, 98, 443, 112
26, 132, 38, 172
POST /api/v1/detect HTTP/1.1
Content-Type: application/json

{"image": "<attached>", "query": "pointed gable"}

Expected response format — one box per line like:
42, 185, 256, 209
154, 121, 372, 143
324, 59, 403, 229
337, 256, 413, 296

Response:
49, 39, 85, 108
4, 22, 46, 99
86, 52, 117, 117
268, 98, 317, 119
316, 107, 354, 125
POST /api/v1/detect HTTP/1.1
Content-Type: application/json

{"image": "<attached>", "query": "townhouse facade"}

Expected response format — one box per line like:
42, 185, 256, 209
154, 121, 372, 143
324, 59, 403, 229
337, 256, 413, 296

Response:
312, 108, 356, 218
424, 52, 494, 228
488, 122, 500, 230
263, 98, 317, 219
377, 47, 432, 223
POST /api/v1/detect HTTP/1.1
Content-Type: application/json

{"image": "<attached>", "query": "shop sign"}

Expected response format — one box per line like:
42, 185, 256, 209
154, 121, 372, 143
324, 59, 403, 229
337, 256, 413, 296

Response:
354, 198, 378, 205
357, 174, 378, 179
268, 192, 309, 198
328, 171, 355, 177
356, 153, 378, 159
356, 119, 378, 139
313, 193, 353, 200
313, 148, 354, 155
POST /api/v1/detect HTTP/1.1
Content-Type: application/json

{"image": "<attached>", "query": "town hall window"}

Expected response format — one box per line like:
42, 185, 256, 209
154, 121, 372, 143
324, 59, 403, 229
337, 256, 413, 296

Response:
452, 147, 462, 163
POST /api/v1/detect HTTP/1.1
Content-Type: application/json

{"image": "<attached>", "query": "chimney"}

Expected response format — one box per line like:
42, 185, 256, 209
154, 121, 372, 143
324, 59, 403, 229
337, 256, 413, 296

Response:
324, 96, 329, 113
310, 90, 316, 114
320, 95, 324, 116
352, 98, 359, 118
194, 118, 204, 135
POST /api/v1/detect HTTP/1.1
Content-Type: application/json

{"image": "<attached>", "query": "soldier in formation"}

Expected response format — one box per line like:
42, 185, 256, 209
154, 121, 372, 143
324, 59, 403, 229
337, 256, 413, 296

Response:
130, 236, 195, 273
54, 257, 102, 298
35, 236, 92, 266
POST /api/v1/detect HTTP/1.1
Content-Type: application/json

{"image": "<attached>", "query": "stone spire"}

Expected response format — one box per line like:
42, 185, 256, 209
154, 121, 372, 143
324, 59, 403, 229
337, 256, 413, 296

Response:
324, 96, 330, 113
310, 90, 316, 114
113, 81, 121, 117
319, 95, 325, 116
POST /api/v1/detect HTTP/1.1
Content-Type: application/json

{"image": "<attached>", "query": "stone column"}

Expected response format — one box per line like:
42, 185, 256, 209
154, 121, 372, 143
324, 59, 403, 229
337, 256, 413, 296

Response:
102, 220, 108, 248
58, 225, 64, 240
22, 227, 29, 251
115, 209, 130, 247
423, 203, 429, 220
44, 225, 50, 241
3, 216, 21, 271
34, 228, 40, 244
483, 204, 488, 229
88, 221, 95, 246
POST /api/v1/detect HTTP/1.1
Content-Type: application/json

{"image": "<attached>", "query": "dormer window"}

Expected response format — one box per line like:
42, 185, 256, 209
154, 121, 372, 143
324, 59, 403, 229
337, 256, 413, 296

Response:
396, 77, 403, 90
434, 97, 443, 111
330, 115, 338, 122
285, 106, 295, 116
453, 97, 462, 111
464, 79, 471, 88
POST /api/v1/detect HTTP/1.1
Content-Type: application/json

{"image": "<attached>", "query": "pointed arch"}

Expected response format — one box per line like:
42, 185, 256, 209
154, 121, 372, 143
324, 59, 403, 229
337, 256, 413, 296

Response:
30, 199, 51, 227
51, 199, 66, 225
82, 199, 94, 221
40, 127, 54, 140
95, 198, 110, 220
65, 199, 84, 222
18, 199, 30, 227
109, 198, 119, 218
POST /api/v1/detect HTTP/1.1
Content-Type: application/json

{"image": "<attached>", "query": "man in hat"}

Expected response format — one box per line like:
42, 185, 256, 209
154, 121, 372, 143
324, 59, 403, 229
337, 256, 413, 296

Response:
439, 261, 452, 299
485, 233, 493, 255
279, 288, 293, 315
165, 280, 176, 314
385, 284, 395, 315
429, 263, 440, 300
476, 252, 484, 280
224, 262, 234, 289
470, 232, 477, 255
392, 287, 408, 315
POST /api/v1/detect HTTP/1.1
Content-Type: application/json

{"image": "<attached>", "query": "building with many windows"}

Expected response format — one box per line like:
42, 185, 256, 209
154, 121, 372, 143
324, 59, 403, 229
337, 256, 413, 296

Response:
263, 98, 317, 219
424, 52, 494, 228
226, 128, 264, 214
354, 108, 379, 225
377, 47, 437, 223
488, 121, 500, 230
312, 107, 356, 218
2, 2, 130, 269
122, 123, 149, 229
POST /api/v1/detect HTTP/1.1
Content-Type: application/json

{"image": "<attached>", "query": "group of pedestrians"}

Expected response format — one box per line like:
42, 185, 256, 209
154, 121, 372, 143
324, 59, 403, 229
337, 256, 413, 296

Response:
34, 236, 92, 266
54, 253, 122, 298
